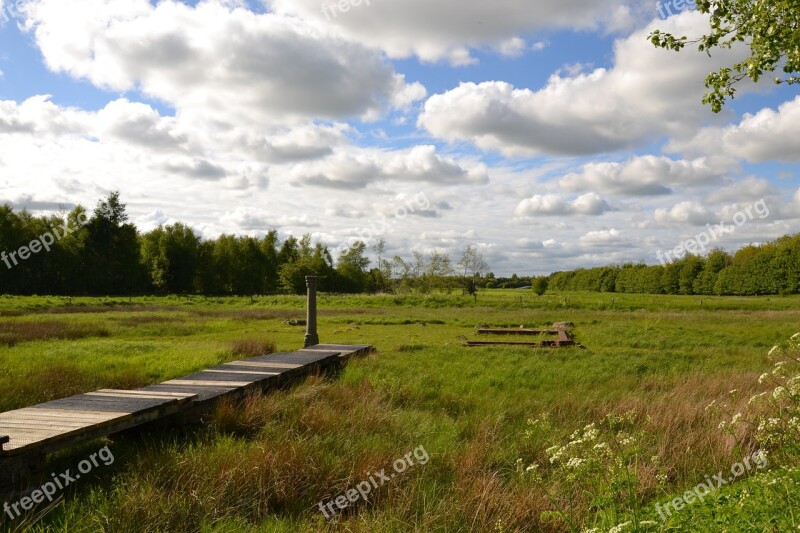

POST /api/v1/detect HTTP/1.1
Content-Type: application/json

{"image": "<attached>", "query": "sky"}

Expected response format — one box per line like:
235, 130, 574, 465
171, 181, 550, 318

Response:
0, 0, 798, 276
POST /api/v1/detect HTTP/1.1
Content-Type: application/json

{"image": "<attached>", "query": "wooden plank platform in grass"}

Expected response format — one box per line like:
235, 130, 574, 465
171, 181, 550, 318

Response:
477, 328, 563, 336
468, 330, 575, 348
0, 344, 372, 488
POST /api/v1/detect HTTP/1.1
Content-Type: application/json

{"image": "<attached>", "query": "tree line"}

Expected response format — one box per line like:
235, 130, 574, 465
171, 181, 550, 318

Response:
542, 234, 800, 296
0, 193, 491, 296
5, 192, 798, 297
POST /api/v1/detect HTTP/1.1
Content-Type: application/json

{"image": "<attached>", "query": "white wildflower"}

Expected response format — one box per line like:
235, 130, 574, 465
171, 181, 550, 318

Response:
609, 521, 631, 533
773, 386, 788, 400
566, 457, 586, 469
549, 446, 565, 464
758, 373, 770, 384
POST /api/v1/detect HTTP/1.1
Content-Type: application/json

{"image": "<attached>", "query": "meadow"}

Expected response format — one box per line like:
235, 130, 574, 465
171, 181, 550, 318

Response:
1, 290, 799, 532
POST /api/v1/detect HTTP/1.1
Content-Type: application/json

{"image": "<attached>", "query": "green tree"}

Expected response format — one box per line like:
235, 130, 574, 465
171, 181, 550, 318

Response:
694, 249, 731, 295
260, 231, 280, 293
423, 250, 454, 293
458, 245, 489, 296
371, 238, 391, 292
650, 0, 800, 112
336, 241, 370, 293
279, 235, 334, 294
84, 192, 144, 294
678, 255, 705, 295
531, 276, 549, 296
141, 223, 200, 294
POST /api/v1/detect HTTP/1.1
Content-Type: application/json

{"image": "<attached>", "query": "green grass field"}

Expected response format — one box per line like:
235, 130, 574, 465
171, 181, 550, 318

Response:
1, 291, 799, 532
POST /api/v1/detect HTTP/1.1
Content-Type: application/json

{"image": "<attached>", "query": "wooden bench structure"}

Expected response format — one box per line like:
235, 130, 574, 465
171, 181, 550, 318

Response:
0, 343, 372, 491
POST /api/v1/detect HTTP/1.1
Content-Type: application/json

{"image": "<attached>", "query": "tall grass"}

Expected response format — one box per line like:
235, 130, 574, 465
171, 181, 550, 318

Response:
0, 293, 796, 531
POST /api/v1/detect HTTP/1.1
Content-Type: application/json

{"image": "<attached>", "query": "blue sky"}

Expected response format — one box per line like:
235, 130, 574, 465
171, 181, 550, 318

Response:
1, 0, 798, 275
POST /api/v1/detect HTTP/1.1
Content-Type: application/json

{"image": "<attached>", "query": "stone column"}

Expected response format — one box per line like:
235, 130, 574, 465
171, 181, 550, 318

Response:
304, 276, 319, 348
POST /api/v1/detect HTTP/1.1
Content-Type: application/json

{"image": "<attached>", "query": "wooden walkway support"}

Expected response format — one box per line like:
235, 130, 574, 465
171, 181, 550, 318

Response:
0, 343, 372, 491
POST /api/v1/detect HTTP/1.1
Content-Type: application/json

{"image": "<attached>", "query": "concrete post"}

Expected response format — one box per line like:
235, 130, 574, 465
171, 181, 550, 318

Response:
304, 276, 319, 348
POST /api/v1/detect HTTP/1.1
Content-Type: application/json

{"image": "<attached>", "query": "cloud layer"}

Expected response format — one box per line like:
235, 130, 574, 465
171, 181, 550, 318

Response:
0, 1, 797, 276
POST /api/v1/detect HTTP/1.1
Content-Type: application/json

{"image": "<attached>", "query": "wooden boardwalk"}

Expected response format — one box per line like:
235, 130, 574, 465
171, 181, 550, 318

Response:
0, 343, 371, 489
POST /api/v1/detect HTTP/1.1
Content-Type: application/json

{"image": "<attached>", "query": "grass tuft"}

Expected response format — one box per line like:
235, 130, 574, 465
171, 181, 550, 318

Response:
230, 338, 277, 359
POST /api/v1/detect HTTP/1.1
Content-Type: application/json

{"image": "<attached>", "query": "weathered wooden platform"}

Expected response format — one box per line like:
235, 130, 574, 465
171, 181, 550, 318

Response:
0, 344, 372, 489
468, 329, 575, 348
478, 328, 564, 336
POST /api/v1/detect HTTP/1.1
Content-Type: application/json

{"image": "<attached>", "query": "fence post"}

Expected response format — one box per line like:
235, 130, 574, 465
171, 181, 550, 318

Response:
304, 276, 320, 348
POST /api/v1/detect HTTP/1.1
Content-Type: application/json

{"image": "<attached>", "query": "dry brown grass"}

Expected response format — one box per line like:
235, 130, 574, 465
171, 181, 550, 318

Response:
44, 304, 181, 315
212, 393, 282, 437
194, 308, 375, 321
0, 320, 109, 347
627, 371, 762, 485
195, 309, 296, 320
229, 338, 277, 359
1, 364, 150, 411
112, 315, 184, 327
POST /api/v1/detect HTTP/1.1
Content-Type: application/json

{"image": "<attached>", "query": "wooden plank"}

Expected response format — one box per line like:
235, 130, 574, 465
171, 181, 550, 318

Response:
247, 351, 341, 366
162, 380, 251, 387
477, 328, 554, 336
30, 400, 168, 414
465, 340, 575, 348
309, 344, 372, 357
0, 411, 119, 422
38, 396, 184, 408
6, 407, 125, 417
97, 389, 197, 398
0, 419, 93, 429
466, 341, 547, 347
204, 369, 280, 376
1, 413, 117, 423
224, 361, 301, 369
140, 384, 245, 403
175, 370, 272, 382
83, 392, 195, 401
95, 389, 197, 399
